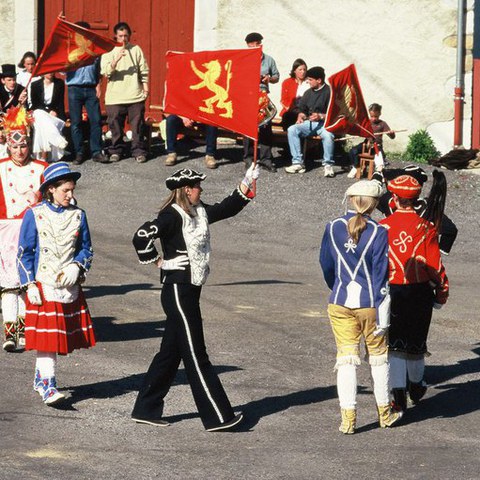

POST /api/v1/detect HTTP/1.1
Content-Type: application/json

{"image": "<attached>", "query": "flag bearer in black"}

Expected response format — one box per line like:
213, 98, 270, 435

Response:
131, 165, 259, 431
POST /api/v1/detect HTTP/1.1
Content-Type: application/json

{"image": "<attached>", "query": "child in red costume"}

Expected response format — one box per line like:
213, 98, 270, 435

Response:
380, 174, 449, 412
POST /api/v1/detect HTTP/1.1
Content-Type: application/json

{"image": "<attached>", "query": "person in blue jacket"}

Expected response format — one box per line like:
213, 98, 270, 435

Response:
320, 180, 402, 434
17, 162, 95, 406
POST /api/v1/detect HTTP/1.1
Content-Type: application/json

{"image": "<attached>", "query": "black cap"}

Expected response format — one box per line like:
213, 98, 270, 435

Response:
306, 66, 325, 81
403, 165, 428, 185
165, 168, 206, 191
245, 32, 263, 43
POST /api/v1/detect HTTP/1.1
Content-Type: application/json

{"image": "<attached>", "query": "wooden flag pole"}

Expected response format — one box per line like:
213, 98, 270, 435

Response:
252, 139, 258, 196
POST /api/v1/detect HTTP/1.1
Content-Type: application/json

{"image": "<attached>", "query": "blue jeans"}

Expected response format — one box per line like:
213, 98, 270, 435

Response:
287, 120, 334, 166
166, 115, 217, 156
67, 85, 102, 156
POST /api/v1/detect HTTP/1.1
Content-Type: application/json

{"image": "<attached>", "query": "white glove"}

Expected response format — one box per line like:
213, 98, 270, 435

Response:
161, 255, 189, 271
27, 285, 42, 305
58, 263, 81, 287
241, 164, 261, 190
373, 327, 388, 337
433, 302, 443, 310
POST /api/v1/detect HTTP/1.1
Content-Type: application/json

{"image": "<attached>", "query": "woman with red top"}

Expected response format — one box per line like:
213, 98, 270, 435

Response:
280, 58, 309, 131
380, 175, 449, 413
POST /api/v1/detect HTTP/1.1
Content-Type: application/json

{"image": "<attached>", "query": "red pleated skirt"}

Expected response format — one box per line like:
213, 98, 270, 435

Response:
25, 283, 96, 355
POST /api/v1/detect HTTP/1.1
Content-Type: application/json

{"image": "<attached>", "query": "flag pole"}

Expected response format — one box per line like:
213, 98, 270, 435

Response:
252, 139, 258, 196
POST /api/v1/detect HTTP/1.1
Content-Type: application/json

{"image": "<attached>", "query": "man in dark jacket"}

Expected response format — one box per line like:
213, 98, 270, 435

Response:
0, 64, 27, 112
284, 66, 335, 177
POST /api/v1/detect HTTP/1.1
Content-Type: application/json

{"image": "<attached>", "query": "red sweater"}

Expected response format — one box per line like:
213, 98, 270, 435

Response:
380, 209, 449, 304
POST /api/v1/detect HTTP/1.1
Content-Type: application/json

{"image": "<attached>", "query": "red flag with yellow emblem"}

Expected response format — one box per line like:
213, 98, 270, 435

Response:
33, 16, 120, 77
164, 48, 262, 140
324, 64, 374, 138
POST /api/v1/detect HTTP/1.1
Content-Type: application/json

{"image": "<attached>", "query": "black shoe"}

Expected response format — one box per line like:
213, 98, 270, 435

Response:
391, 388, 407, 412
408, 381, 427, 404
260, 161, 277, 173
92, 152, 110, 164
72, 154, 84, 165
132, 416, 170, 427
206, 413, 244, 432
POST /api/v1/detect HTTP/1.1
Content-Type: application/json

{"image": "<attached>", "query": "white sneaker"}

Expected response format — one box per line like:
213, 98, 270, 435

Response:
324, 165, 335, 178
285, 164, 306, 174
347, 167, 357, 179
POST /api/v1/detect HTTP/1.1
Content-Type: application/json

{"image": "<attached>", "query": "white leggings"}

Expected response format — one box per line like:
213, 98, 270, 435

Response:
35, 352, 57, 378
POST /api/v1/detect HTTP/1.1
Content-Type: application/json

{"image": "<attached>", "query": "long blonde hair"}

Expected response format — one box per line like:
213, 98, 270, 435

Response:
347, 195, 378, 244
159, 187, 196, 216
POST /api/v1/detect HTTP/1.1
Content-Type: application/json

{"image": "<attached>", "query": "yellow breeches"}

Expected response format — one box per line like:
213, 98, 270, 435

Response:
327, 304, 388, 364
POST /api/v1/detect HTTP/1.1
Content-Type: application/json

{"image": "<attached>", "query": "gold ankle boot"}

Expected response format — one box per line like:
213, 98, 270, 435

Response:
378, 404, 403, 428
339, 408, 356, 434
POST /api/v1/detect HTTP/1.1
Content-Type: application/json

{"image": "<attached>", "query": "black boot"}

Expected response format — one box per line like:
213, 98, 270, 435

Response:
392, 388, 407, 412
408, 381, 427, 404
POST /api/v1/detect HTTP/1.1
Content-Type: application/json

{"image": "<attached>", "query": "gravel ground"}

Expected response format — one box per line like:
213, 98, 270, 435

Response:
1, 139, 480, 480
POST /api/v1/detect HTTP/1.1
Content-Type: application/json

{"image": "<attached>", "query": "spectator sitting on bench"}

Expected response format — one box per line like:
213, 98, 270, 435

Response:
280, 58, 309, 131
347, 103, 395, 179
164, 114, 218, 169
284, 66, 335, 177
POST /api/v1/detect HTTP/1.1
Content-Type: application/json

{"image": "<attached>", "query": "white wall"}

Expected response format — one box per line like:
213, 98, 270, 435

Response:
194, 0, 474, 153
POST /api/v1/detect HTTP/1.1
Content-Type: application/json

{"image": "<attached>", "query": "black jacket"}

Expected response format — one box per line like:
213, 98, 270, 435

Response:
0, 84, 24, 112
133, 188, 250, 285
30, 78, 66, 120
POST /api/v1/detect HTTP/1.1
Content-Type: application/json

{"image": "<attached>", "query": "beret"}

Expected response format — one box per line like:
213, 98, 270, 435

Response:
245, 32, 263, 43
345, 180, 383, 198
306, 66, 325, 80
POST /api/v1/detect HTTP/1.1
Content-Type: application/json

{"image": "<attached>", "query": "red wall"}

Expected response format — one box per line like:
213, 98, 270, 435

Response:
42, 0, 195, 119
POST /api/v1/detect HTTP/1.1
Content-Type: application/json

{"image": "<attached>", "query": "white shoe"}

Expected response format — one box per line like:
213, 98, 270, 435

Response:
324, 165, 335, 178
285, 164, 306, 174
347, 166, 357, 179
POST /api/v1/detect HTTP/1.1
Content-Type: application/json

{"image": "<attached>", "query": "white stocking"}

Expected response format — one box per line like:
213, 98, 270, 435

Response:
371, 363, 390, 406
389, 353, 407, 389
17, 293, 26, 317
407, 358, 425, 383
337, 364, 357, 409
1, 292, 18, 324
36, 352, 57, 378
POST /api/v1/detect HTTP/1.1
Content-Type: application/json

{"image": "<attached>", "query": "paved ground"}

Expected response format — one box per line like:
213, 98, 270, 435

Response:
2, 140, 480, 480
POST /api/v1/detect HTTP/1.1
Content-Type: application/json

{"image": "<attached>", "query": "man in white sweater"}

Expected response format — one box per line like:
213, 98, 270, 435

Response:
101, 22, 149, 163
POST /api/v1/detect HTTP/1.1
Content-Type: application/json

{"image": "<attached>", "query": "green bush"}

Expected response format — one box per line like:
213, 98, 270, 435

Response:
404, 129, 440, 164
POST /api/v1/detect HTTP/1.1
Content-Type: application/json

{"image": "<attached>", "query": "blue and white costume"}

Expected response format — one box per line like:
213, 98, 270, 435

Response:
320, 211, 390, 328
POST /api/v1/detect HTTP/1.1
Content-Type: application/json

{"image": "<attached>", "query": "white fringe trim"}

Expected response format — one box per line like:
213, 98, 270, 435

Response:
334, 355, 361, 370
367, 353, 388, 366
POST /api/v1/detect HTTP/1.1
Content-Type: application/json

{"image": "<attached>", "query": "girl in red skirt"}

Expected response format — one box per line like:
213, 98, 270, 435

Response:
17, 162, 95, 406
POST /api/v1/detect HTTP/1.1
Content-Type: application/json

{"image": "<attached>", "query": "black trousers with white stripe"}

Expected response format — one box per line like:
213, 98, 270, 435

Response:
132, 283, 235, 429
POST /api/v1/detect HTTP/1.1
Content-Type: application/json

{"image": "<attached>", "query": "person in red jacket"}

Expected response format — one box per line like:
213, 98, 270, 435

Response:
380, 175, 449, 412
0, 106, 47, 351
280, 58, 308, 131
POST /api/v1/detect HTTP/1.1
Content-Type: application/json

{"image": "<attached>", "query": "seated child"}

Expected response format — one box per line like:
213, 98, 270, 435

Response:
347, 103, 395, 178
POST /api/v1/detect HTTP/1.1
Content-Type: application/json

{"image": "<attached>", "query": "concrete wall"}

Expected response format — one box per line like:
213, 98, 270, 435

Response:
194, 0, 474, 153
0, 0, 37, 70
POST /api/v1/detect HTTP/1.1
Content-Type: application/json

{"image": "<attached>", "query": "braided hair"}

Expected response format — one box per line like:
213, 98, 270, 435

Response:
424, 169, 446, 231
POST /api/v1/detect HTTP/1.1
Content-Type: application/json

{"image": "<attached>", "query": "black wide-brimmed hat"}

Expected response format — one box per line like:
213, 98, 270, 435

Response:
403, 164, 428, 185
0, 64, 17, 78
166, 168, 206, 191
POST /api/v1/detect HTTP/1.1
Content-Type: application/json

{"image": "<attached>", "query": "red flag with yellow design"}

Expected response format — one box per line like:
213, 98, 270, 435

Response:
33, 16, 120, 77
324, 64, 374, 138
164, 48, 262, 140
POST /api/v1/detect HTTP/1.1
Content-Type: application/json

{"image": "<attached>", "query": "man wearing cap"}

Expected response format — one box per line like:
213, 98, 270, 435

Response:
380, 175, 449, 412
243, 32, 279, 172
0, 106, 47, 351
284, 66, 335, 177
0, 64, 27, 113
